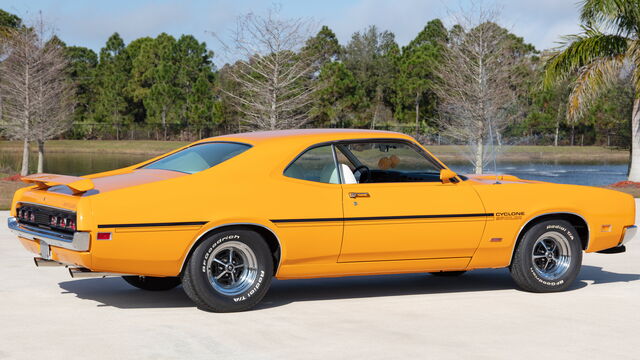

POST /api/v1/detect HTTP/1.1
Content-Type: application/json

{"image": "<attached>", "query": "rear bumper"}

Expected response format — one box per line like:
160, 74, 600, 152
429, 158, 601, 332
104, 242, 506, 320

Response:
7, 217, 90, 252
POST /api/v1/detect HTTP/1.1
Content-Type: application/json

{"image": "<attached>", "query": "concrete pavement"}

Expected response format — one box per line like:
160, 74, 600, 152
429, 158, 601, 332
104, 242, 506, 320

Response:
0, 205, 639, 360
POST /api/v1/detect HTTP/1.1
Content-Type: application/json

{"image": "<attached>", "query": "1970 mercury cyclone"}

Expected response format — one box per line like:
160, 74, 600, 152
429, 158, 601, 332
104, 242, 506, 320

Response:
8, 129, 637, 312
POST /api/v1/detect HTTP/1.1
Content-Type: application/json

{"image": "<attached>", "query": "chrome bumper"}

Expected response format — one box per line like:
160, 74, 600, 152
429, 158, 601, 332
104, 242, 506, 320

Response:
7, 217, 90, 252
621, 225, 637, 245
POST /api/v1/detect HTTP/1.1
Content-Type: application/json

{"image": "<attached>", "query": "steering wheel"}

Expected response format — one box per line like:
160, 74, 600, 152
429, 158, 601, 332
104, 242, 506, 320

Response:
353, 165, 371, 183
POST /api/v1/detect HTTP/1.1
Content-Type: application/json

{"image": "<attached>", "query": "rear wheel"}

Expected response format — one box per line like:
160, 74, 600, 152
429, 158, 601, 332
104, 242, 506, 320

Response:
122, 276, 181, 291
510, 220, 582, 292
182, 230, 273, 312
430, 271, 466, 277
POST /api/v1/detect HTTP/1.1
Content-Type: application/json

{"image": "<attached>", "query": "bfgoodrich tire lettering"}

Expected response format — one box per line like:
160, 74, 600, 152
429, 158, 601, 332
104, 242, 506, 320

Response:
182, 230, 273, 312
510, 220, 582, 292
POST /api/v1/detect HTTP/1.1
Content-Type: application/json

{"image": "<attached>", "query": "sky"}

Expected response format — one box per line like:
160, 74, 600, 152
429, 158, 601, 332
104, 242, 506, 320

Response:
1, 0, 583, 64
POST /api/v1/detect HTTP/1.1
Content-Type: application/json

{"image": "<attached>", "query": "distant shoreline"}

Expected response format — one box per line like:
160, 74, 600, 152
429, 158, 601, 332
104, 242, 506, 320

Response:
0, 140, 630, 163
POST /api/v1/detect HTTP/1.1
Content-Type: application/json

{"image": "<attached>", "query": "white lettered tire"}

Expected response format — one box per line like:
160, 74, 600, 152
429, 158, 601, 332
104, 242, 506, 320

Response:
182, 230, 273, 312
510, 219, 582, 292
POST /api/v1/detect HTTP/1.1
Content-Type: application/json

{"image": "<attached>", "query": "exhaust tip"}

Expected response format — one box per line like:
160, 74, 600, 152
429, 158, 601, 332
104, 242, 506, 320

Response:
34, 257, 64, 267
68, 267, 129, 279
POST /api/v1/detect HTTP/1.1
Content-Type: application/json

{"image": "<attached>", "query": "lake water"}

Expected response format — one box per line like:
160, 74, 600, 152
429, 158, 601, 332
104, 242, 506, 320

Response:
448, 162, 627, 186
0, 151, 628, 187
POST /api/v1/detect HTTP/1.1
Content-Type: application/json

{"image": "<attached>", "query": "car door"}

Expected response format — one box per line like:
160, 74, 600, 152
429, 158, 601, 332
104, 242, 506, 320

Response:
335, 140, 488, 262
268, 144, 345, 270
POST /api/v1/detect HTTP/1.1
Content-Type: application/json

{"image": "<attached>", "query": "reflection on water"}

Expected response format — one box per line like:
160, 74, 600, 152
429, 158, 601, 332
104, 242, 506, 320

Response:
0, 151, 629, 186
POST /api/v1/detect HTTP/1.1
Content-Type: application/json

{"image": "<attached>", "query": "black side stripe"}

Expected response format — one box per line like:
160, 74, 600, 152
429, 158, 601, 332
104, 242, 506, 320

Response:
271, 213, 494, 224
98, 221, 207, 229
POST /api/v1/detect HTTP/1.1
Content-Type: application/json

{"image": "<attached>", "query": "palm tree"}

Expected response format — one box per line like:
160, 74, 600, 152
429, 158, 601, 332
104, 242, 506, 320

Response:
543, 0, 640, 181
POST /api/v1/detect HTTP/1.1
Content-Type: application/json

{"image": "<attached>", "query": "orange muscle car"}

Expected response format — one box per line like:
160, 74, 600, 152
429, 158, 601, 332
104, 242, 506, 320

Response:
8, 129, 637, 312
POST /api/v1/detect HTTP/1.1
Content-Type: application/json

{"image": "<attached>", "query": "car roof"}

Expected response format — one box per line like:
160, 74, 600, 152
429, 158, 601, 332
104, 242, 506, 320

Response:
196, 129, 413, 146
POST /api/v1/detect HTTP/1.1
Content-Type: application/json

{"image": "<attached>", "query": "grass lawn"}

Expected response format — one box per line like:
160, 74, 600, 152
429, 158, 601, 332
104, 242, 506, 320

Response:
602, 186, 640, 198
0, 140, 631, 161
0, 140, 189, 155
0, 176, 27, 211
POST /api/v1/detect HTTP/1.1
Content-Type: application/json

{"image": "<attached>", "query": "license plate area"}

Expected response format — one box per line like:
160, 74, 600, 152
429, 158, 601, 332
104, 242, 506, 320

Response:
40, 241, 51, 259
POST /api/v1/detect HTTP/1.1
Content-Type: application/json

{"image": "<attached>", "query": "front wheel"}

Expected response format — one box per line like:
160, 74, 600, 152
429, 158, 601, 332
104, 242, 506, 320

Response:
122, 276, 181, 291
510, 220, 582, 292
182, 230, 273, 312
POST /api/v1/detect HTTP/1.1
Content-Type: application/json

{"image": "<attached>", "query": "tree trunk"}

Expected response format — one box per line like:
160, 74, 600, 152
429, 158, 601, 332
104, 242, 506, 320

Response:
570, 125, 575, 146
162, 106, 168, 140
415, 92, 420, 135
475, 137, 483, 174
21, 62, 30, 176
37, 140, 45, 173
554, 118, 560, 146
371, 103, 378, 130
20, 138, 29, 176
270, 91, 277, 130
628, 98, 640, 181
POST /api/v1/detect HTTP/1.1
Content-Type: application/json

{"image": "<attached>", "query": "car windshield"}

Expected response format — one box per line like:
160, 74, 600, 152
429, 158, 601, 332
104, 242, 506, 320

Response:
141, 142, 251, 174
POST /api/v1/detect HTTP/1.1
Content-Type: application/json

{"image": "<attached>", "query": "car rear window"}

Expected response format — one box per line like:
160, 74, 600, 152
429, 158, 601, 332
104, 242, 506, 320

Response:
141, 142, 251, 174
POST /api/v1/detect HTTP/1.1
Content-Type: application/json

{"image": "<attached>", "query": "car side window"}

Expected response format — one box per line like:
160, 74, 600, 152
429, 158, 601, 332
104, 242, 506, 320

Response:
335, 141, 442, 183
284, 145, 340, 184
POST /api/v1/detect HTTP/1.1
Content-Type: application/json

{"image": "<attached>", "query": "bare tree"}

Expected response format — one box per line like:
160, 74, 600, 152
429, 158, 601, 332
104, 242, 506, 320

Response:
435, 9, 522, 174
0, 15, 73, 175
215, 6, 319, 130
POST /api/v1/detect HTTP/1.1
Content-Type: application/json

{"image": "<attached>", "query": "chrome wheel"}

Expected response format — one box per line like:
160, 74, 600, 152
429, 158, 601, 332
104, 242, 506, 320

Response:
206, 241, 258, 296
531, 231, 571, 281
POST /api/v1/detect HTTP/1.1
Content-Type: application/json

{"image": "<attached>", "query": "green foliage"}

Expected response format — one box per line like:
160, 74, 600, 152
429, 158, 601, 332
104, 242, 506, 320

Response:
342, 25, 400, 126
66, 46, 97, 123
0, 5, 631, 146
304, 25, 341, 66
394, 19, 447, 132
92, 33, 131, 138
311, 61, 363, 127
0, 9, 21, 29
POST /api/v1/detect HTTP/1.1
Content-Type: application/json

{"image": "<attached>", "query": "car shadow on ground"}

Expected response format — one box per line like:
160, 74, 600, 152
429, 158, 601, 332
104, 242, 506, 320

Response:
57, 265, 640, 310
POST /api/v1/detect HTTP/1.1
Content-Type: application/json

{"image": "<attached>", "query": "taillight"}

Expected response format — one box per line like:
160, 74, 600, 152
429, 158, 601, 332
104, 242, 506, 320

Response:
29, 212, 35, 222
67, 219, 75, 231
50, 216, 58, 226
59, 218, 67, 228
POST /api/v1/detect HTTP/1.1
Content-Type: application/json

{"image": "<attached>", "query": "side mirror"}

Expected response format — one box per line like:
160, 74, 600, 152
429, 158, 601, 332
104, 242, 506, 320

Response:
440, 169, 458, 184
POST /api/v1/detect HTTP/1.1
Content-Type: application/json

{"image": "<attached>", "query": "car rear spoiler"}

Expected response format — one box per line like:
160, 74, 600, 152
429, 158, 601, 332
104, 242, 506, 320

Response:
21, 173, 94, 195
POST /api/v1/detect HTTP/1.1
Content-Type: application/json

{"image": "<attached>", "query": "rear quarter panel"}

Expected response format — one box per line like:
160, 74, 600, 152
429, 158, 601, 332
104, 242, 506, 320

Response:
85, 137, 345, 276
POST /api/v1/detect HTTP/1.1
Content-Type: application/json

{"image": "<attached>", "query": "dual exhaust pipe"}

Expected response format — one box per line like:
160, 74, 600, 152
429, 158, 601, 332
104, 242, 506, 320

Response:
34, 257, 130, 278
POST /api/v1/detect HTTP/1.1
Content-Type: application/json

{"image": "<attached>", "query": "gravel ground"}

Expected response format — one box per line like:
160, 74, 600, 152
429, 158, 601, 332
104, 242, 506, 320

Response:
0, 206, 638, 360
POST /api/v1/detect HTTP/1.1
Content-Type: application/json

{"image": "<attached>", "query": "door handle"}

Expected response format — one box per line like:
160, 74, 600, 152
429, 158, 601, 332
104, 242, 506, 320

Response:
349, 192, 370, 198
